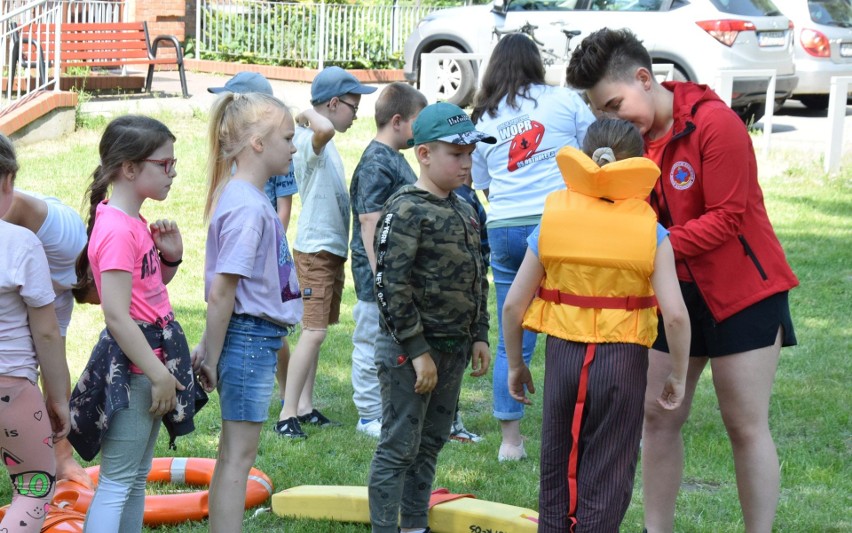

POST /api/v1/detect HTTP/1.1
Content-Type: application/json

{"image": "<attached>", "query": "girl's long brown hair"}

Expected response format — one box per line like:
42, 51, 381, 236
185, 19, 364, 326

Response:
72, 115, 175, 304
471, 33, 547, 124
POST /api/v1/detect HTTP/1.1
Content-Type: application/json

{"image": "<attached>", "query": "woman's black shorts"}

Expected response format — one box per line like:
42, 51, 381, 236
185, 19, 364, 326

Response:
652, 282, 796, 358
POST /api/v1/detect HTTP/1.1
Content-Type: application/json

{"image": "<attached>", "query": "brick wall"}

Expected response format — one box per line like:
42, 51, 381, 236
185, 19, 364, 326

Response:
185, 0, 197, 40
127, 0, 186, 60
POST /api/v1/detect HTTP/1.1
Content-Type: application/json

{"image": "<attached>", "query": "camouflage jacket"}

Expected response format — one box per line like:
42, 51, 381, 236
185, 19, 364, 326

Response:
374, 185, 489, 358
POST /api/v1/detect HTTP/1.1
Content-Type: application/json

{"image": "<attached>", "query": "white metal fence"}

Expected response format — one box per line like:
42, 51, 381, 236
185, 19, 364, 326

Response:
1, 0, 125, 115
195, 0, 440, 68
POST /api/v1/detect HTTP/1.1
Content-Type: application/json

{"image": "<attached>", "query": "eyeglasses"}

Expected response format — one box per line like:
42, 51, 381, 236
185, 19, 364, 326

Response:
142, 158, 178, 174
337, 99, 359, 114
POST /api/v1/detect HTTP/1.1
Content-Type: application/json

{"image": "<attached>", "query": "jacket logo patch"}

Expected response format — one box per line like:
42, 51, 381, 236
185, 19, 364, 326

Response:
669, 161, 695, 190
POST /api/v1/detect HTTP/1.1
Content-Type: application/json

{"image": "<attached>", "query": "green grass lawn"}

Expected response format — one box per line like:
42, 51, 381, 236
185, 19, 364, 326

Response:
4, 110, 850, 532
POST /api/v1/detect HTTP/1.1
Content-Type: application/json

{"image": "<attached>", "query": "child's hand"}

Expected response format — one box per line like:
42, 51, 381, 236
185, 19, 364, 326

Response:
198, 362, 218, 393
150, 219, 183, 265
657, 372, 686, 410
294, 110, 310, 128
150, 373, 185, 417
46, 398, 70, 441
190, 342, 205, 372
469, 341, 490, 377
508, 365, 535, 405
411, 352, 437, 394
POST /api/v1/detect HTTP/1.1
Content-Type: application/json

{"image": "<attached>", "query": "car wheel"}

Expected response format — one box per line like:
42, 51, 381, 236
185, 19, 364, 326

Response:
426, 45, 476, 107
798, 95, 829, 111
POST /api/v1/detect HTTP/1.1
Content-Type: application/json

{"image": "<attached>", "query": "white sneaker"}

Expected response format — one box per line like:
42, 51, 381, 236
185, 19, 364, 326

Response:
356, 417, 382, 438
450, 419, 482, 443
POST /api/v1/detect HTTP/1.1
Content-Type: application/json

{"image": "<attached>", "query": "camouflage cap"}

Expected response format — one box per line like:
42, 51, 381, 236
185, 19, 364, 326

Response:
408, 102, 496, 147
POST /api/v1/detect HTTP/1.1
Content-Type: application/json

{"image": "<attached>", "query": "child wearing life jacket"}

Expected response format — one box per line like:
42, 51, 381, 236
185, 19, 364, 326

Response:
502, 118, 690, 532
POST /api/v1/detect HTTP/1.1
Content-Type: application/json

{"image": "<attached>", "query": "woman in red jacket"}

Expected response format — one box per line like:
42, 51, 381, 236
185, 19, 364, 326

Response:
566, 29, 798, 533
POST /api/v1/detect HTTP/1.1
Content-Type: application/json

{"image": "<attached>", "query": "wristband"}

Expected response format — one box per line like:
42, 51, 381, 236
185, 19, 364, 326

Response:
158, 252, 183, 267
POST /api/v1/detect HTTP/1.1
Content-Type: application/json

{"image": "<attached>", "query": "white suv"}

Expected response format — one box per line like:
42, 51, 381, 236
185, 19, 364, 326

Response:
403, 0, 798, 120
773, 0, 852, 109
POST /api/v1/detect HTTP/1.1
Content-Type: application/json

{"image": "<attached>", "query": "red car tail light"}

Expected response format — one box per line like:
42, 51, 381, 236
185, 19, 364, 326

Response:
696, 19, 757, 47
800, 28, 831, 57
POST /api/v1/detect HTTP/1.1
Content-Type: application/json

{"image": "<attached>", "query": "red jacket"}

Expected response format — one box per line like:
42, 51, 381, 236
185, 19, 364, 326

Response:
647, 82, 798, 322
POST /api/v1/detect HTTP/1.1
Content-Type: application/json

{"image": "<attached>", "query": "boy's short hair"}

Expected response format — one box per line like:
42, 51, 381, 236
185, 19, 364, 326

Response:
409, 102, 496, 147
311, 66, 377, 105
375, 82, 428, 129
566, 28, 654, 90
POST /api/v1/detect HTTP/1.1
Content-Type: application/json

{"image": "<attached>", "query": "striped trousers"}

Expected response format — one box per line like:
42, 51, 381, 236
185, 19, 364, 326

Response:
538, 336, 648, 533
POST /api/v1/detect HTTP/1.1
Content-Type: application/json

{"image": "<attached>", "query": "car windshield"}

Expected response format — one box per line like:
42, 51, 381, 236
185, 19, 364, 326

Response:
506, 0, 580, 11
586, 0, 665, 11
709, 0, 784, 16
808, 0, 852, 26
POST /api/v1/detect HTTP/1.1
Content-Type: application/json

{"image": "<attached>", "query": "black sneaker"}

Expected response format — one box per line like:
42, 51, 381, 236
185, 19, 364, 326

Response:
297, 409, 339, 427
275, 417, 307, 439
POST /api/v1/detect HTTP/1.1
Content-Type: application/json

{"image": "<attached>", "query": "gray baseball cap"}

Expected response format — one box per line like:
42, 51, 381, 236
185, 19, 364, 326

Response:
208, 72, 274, 95
310, 66, 376, 105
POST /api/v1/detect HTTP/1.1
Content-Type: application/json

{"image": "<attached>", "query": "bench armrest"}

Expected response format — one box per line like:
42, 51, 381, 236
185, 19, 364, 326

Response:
150, 34, 185, 65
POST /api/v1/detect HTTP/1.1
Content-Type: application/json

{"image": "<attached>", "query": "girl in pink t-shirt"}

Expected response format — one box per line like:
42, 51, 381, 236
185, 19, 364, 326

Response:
71, 115, 188, 532
0, 133, 70, 532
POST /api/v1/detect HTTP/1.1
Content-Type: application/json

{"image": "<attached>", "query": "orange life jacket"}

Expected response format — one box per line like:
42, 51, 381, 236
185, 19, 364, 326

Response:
522, 146, 661, 347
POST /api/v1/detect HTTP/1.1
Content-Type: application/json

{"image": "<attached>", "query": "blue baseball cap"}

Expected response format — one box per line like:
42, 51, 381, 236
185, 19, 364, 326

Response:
208, 72, 274, 95
409, 102, 496, 147
310, 66, 377, 105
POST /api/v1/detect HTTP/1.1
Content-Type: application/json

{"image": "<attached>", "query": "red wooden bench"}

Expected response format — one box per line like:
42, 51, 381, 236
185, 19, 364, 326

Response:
14, 21, 188, 97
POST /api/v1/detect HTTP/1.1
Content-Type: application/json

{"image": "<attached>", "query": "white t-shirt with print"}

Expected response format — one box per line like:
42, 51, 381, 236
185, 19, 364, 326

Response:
472, 84, 596, 224
292, 126, 351, 258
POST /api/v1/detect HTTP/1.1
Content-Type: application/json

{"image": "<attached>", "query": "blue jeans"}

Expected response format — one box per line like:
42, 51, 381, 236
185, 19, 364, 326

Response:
489, 224, 539, 421
218, 314, 286, 422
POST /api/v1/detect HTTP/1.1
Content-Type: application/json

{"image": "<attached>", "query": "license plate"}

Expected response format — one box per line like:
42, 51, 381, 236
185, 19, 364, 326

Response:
842, 43, 852, 57
758, 31, 786, 47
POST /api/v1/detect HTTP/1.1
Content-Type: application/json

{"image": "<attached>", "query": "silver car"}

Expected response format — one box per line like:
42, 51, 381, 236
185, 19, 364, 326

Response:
774, 0, 852, 109
403, 0, 798, 121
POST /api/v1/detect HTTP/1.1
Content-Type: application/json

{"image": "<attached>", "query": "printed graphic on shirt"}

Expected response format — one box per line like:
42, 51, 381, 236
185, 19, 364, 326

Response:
276, 223, 301, 303
670, 161, 696, 190
498, 116, 555, 172
140, 245, 159, 280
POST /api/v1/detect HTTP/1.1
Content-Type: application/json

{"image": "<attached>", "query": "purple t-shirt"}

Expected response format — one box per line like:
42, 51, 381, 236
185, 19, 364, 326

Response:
205, 180, 303, 328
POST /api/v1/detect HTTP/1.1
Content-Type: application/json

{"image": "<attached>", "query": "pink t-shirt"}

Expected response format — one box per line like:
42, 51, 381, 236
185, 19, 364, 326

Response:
89, 202, 173, 371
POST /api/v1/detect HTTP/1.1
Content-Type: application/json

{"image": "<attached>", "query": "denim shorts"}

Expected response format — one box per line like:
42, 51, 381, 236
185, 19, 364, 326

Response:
217, 314, 286, 422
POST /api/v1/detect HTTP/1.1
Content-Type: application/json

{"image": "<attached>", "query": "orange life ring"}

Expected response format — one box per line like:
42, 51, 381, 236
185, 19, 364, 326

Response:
51, 457, 273, 526
0, 506, 85, 532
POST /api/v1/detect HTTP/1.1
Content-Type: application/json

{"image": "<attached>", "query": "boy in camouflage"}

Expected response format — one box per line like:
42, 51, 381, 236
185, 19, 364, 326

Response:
368, 102, 493, 533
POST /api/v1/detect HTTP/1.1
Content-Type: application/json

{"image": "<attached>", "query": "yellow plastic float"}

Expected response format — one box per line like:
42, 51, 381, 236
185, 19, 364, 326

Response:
271, 485, 539, 532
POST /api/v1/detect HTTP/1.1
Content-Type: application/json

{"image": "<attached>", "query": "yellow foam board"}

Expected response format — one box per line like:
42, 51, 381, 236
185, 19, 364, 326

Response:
272, 485, 370, 523
271, 485, 539, 532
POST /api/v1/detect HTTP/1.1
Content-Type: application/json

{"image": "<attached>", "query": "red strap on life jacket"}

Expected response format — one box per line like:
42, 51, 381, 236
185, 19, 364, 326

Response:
567, 343, 597, 532
538, 287, 657, 311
